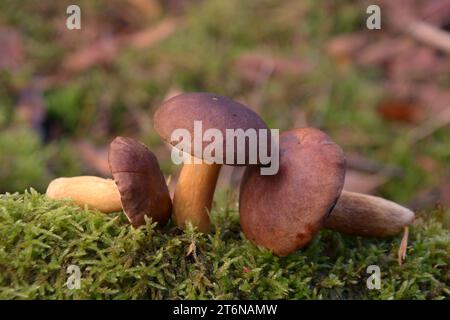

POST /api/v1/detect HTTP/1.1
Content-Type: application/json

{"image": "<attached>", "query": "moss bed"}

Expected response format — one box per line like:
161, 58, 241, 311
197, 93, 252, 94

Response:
0, 190, 448, 300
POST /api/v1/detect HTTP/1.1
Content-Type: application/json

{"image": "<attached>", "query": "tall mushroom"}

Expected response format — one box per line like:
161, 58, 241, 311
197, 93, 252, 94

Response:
240, 127, 346, 256
46, 137, 172, 228
154, 92, 271, 233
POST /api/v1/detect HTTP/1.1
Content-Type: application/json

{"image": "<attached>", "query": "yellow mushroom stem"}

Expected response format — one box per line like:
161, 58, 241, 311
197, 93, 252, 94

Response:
172, 157, 221, 233
324, 191, 415, 237
46, 176, 122, 213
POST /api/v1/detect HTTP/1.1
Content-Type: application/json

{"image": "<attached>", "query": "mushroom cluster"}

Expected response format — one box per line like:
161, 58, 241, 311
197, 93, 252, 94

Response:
46, 92, 414, 257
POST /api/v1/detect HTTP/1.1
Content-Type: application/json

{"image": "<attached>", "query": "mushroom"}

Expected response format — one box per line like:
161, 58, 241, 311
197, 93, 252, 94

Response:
239, 127, 346, 256
46, 137, 172, 228
154, 92, 271, 233
46, 176, 122, 213
239, 127, 415, 256
324, 191, 414, 237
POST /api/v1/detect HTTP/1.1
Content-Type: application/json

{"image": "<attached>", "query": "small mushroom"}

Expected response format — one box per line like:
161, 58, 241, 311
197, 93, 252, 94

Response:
239, 128, 346, 256
154, 92, 270, 233
109, 137, 172, 227
46, 137, 171, 228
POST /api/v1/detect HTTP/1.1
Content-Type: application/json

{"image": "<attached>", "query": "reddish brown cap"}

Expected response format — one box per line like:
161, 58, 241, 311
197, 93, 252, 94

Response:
239, 128, 346, 256
109, 137, 172, 228
154, 92, 271, 165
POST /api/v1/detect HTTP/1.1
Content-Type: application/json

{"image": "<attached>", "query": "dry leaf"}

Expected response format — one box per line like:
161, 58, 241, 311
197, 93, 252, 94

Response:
388, 47, 448, 82
419, 85, 450, 114
73, 140, 110, 176
63, 19, 178, 73
421, 0, 450, 26
326, 33, 367, 60
344, 170, 388, 194
63, 36, 121, 73
234, 53, 312, 83
127, 0, 162, 19
163, 87, 184, 101
377, 99, 425, 124
357, 40, 411, 67
186, 241, 196, 257
346, 153, 404, 178
0, 28, 24, 71
127, 18, 178, 49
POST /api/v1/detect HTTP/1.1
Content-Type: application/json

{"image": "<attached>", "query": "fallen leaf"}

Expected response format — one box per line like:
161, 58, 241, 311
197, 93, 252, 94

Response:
420, 0, 450, 26
127, 0, 162, 19
163, 87, 184, 101
63, 36, 121, 73
377, 99, 425, 124
0, 28, 24, 71
234, 53, 312, 83
326, 33, 367, 60
126, 18, 179, 49
73, 140, 110, 176
388, 46, 448, 82
357, 39, 412, 67
63, 18, 179, 73
346, 153, 404, 178
418, 85, 450, 114
344, 170, 388, 194
186, 241, 196, 257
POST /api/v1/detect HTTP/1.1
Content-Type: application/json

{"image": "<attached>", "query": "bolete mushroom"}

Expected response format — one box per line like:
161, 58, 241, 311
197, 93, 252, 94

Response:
154, 92, 271, 233
240, 127, 415, 256
239, 128, 346, 256
46, 137, 172, 228
46, 176, 122, 213
324, 191, 414, 237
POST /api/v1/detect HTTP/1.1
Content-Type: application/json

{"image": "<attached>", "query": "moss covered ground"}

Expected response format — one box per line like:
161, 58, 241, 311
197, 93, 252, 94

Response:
0, 190, 448, 299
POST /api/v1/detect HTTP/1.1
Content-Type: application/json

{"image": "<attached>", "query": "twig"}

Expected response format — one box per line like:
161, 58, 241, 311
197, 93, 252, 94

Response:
406, 20, 450, 54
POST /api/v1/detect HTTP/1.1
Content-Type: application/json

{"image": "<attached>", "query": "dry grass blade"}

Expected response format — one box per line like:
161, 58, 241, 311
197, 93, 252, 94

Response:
186, 241, 196, 257
398, 226, 409, 265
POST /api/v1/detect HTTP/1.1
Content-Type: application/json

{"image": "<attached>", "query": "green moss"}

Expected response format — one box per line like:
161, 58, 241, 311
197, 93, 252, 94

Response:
0, 191, 448, 299
0, 128, 49, 193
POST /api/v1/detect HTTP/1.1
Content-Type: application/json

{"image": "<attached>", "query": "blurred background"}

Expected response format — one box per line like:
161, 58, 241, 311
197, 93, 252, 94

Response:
0, 0, 448, 220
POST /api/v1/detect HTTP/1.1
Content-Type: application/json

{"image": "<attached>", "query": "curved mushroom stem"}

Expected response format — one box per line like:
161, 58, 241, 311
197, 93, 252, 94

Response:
324, 191, 415, 237
173, 158, 221, 233
46, 176, 122, 213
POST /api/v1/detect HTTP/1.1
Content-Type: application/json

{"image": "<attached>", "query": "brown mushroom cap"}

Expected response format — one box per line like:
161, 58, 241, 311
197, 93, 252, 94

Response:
154, 92, 271, 165
239, 128, 346, 256
109, 137, 172, 228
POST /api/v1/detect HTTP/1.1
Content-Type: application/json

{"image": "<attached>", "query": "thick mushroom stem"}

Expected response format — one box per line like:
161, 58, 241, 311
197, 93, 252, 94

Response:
324, 191, 415, 237
46, 176, 122, 213
173, 158, 221, 233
